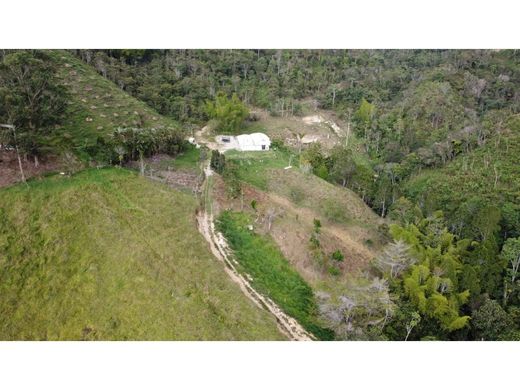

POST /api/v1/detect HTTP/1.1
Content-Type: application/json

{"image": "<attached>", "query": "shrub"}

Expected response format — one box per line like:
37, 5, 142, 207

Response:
331, 250, 344, 262
328, 266, 341, 276
210, 150, 226, 173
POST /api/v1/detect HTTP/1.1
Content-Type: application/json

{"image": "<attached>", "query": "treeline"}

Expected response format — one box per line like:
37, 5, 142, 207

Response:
0, 50, 68, 169
73, 49, 520, 211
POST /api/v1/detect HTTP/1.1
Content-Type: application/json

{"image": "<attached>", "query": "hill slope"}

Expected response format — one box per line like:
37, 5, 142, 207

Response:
49, 50, 181, 153
403, 115, 520, 228
0, 168, 284, 340
1, 50, 184, 188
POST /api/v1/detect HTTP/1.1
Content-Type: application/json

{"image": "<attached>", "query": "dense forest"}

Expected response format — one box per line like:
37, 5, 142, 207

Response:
2, 49, 519, 340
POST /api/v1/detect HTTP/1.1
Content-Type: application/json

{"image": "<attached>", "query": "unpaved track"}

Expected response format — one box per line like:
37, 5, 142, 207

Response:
196, 161, 313, 341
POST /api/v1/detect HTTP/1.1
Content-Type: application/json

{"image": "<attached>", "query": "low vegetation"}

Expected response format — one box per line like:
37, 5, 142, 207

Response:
216, 211, 334, 340
0, 169, 284, 340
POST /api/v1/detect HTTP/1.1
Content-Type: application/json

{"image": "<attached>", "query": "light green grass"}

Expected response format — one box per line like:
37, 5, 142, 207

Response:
216, 211, 334, 340
0, 168, 284, 340
170, 145, 201, 171
225, 148, 297, 190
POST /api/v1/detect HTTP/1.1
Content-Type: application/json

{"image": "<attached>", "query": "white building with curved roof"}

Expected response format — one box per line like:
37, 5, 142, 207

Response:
216, 132, 271, 151
236, 133, 271, 151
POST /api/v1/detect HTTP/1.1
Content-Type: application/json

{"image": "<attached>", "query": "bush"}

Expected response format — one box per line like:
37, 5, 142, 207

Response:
210, 150, 226, 174
331, 250, 344, 262
314, 164, 329, 180
328, 266, 341, 276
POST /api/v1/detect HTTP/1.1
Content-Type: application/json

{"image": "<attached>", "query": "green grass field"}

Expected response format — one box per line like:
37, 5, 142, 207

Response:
225, 148, 298, 190
216, 211, 334, 340
0, 168, 284, 340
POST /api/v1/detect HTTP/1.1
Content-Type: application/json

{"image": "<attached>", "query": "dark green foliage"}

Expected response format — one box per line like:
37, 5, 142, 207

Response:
0, 50, 68, 159
107, 127, 185, 168
331, 250, 344, 262
210, 150, 226, 174
216, 211, 334, 340
472, 298, 512, 340
313, 218, 322, 233
329, 146, 356, 187
205, 92, 249, 134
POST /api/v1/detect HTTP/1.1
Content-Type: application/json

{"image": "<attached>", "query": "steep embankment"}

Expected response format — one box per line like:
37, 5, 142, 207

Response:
220, 149, 382, 280
0, 168, 284, 340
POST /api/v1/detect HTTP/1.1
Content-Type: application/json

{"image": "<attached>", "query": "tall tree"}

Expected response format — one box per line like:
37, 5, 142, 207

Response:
389, 212, 471, 332
205, 92, 249, 134
0, 50, 68, 166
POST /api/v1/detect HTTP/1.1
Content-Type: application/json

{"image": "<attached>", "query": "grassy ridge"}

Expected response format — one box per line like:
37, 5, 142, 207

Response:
216, 211, 334, 340
0, 169, 284, 340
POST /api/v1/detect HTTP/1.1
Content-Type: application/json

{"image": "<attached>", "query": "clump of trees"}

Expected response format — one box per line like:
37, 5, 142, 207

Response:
101, 127, 185, 174
205, 92, 249, 134
317, 277, 395, 340
0, 50, 68, 169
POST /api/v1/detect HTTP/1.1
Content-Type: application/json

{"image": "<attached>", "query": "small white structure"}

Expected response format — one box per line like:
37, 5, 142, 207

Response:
216, 132, 271, 152
236, 133, 271, 151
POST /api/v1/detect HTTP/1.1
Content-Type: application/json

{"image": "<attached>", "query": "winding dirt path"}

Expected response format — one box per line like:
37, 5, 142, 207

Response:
196, 160, 313, 341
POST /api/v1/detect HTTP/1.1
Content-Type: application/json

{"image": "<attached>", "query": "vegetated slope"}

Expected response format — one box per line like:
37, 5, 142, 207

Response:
216, 211, 334, 340
0, 168, 284, 340
47, 50, 181, 157
225, 148, 381, 232
216, 149, 382, 287
0, 50, 184, 188
403, 115, 520, 226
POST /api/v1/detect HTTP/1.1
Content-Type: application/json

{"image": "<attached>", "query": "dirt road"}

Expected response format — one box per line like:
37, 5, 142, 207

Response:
196, 159, 313, 341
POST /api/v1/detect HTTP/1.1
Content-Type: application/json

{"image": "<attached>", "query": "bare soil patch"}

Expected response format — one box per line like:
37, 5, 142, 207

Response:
0, 150, 62, 188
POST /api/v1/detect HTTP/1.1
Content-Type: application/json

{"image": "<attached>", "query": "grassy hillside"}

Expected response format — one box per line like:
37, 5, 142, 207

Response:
225, 148, 381, 229
48, 50, 181, 157
0, 168, 284, 340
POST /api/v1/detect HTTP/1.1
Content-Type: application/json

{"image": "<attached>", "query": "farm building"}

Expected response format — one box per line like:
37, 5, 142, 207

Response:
217, 132, 271, 151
